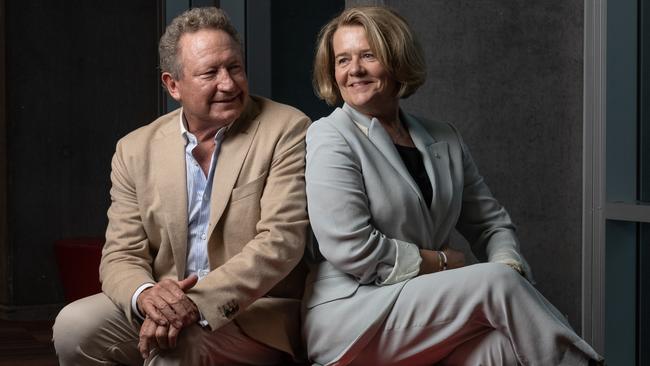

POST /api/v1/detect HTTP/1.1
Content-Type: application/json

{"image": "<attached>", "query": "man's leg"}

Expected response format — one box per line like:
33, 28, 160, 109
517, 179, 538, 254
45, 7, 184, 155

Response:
53, 293, 141, 366
146, 321, 288, 366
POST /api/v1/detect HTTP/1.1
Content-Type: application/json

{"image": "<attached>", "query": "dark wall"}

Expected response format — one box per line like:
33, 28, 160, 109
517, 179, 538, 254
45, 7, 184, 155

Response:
4, 0, 160, 306
271, 0, 344, 121
383, 0, 585, 329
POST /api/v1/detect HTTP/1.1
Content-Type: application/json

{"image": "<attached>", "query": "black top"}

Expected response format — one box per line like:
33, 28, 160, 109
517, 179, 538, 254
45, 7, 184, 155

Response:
395, 144, 433, 207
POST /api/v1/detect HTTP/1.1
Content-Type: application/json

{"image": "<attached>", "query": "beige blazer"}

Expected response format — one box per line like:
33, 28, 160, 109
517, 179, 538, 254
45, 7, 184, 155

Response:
99, 96, 310, 356
303, 104, 532, 364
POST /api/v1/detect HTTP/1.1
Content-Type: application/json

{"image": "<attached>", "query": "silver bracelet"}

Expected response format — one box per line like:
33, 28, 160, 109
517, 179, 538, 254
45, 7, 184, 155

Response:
439, 250, 448, 271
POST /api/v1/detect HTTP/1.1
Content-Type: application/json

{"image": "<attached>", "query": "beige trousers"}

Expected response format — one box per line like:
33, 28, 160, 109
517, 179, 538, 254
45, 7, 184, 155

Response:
53, 293, 286, 366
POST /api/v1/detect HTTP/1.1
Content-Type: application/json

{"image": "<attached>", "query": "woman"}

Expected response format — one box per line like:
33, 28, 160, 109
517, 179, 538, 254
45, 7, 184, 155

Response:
303, 6, 603, 366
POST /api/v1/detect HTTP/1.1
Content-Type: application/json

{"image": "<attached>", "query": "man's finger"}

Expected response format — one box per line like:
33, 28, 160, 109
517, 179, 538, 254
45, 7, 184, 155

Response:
155, 324, 170, 350
138, 318, 157, 359
140, 301, 168, 326
158, 279, 187, 300
168, 325, 181, 349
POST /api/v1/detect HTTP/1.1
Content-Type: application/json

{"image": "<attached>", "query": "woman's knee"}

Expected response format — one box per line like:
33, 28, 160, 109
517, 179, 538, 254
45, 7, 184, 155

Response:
471, 262, 523, 291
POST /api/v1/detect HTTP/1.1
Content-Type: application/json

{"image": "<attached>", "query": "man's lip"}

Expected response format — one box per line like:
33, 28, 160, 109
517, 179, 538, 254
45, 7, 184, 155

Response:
212, 94, 240, 103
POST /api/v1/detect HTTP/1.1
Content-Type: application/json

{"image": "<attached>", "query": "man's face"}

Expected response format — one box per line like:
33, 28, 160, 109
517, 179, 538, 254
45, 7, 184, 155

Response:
164, 29, 249, 128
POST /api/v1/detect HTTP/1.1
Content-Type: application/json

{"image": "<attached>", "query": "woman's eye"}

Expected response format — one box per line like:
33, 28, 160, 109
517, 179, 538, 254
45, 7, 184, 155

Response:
336, 58, 349, 65
363, 53, 375, 59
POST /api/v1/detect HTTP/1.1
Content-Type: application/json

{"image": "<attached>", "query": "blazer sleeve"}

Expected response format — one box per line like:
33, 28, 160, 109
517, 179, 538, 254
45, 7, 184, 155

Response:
186, 115, 311, 330
452, 126, 533, 280
306, 120, 421, 285
99, 138, 156, 322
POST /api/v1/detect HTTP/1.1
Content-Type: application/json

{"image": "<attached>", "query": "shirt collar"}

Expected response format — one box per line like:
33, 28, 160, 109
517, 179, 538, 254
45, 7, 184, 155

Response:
179, 108, 231, 143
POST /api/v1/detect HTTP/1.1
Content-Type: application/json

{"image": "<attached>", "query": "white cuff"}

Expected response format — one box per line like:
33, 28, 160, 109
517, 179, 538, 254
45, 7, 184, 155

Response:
131, 283, 155, 320
377, 240, 422, 285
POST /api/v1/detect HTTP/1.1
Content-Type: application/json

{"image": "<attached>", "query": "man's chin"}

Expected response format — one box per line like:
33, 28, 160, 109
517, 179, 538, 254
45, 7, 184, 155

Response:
210, 109, 243, 125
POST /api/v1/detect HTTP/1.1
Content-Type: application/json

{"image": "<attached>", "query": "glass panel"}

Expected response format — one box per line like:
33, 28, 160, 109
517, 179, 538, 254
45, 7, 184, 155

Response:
606, 0, 637, 203
640, 223, 650, 365
605, 220, 637, 365
641, 0, 650, 204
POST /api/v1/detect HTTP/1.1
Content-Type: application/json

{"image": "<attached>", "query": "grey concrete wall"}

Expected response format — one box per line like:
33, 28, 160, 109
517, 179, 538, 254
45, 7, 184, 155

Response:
348, 0, 585, 329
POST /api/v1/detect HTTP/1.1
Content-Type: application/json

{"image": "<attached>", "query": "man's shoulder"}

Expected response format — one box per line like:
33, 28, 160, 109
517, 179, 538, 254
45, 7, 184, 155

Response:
117, 109, 181, 148
252, 95, 309, 128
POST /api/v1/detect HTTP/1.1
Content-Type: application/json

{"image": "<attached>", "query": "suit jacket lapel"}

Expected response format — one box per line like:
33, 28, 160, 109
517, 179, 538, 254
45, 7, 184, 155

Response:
402, 112, 453, 221
151, 111, 189, 279
340, 105, 424, 204
207, 97, 261, 241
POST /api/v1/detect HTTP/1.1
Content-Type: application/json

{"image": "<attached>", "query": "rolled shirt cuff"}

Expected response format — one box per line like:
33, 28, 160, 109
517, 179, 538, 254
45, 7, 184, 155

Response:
131, 282, 155, 320
378, 240, 422, 285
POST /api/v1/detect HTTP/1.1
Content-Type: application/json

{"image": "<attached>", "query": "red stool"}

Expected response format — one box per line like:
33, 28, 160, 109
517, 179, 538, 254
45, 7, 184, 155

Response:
54, 237, 104, 303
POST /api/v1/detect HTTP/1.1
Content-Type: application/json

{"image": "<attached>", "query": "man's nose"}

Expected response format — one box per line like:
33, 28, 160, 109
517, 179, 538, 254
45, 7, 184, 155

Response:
216, 69, 236, 91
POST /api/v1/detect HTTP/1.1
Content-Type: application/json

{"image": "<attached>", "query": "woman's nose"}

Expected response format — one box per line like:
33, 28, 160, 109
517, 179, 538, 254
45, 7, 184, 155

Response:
349, 58, 365, 76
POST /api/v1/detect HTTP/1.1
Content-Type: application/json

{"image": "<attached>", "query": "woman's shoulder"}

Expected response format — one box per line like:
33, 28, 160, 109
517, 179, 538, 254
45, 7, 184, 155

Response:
404, 112, 464, 145
307, 107, 356, 139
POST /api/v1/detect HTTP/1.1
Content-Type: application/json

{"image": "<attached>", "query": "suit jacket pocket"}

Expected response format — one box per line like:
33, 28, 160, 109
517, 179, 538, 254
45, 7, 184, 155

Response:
304, 273, 360, 309
231, 172, 268, 203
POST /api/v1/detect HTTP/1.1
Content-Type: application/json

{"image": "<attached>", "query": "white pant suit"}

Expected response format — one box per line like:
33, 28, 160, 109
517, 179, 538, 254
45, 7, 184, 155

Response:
302, 104, 603, 365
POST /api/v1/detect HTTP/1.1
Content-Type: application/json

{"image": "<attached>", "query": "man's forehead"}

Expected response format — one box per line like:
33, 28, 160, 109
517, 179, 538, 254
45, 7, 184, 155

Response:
179, 29, 243, 58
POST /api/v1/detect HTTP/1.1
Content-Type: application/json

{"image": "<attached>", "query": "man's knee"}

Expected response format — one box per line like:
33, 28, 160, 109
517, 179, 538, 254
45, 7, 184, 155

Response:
53, 293, 137, 364
53, 295, 101, 357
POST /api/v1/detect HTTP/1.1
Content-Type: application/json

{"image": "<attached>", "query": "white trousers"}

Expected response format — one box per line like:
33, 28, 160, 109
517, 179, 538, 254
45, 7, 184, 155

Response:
308, 263, 602, 366
53, 293, 286, 366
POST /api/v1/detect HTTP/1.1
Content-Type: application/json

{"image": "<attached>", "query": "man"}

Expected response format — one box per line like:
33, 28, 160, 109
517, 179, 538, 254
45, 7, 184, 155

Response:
53, 7, 310, 365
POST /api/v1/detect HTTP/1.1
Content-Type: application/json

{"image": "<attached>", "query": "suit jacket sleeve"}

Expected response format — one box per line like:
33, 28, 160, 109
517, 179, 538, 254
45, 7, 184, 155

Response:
99, 138, 156, 322
306, 119, 421, 285
186, 115, 310, 330
452, 125, 533, 280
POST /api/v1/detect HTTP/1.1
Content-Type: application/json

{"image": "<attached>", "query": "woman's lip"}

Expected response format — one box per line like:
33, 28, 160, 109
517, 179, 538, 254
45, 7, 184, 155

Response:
349, 81, 372, 87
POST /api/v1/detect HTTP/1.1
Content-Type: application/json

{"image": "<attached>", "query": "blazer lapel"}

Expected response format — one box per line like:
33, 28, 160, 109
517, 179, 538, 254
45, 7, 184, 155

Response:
402, 112, 454, 221
151, 112, 189, 279
340, 105, 424, 204
207, 97, 261, 241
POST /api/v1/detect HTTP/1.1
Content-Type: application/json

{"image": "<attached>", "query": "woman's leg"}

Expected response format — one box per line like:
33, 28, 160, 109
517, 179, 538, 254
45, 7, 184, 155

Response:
439, 329, 519, 366
350, 263, 602, 366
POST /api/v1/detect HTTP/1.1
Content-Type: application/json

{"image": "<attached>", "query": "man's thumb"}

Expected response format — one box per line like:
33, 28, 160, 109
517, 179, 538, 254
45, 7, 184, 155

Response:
178, 275, 198, 291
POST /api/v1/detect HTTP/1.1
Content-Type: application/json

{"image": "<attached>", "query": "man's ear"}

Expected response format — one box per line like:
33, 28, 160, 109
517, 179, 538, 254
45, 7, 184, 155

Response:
161, 72, 181, 101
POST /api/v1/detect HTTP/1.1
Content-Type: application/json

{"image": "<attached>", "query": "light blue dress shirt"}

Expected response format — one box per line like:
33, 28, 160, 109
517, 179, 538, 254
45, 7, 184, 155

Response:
181, 116, 227, 280
131, 111, 228, 323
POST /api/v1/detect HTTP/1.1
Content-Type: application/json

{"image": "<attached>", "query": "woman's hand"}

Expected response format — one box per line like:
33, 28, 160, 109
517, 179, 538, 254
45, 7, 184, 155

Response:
419, 248, 466, 275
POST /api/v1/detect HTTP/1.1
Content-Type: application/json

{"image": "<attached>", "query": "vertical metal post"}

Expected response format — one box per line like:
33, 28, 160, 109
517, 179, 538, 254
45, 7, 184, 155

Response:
582, 0, 607, 354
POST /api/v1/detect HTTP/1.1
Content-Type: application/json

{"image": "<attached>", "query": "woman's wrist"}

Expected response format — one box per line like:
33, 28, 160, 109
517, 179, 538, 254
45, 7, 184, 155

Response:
437, 250, 448, 271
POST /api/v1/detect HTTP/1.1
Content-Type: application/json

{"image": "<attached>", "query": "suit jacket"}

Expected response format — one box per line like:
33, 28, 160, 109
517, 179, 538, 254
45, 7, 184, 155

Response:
99, 95, 310, 357
303, 104, 532, 365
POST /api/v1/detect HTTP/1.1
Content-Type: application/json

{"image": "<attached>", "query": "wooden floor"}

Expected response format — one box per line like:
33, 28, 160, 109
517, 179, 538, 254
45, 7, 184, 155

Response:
0, 319, 58, 366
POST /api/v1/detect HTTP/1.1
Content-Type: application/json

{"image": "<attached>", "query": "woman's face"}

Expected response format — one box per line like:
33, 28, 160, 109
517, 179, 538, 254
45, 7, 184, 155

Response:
332, 25, 398, 116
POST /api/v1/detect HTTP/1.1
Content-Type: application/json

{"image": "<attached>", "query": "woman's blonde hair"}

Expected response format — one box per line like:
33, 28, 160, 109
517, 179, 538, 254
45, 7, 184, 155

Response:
313, 6, 426, 106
